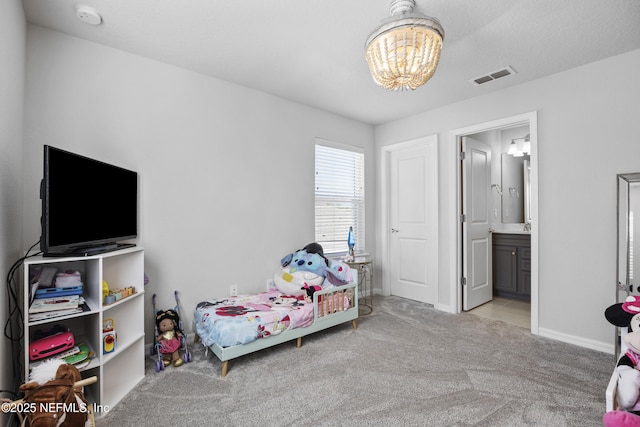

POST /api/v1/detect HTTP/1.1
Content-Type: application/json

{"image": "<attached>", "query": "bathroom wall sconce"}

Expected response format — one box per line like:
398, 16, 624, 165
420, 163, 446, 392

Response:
508, 134, 531, 157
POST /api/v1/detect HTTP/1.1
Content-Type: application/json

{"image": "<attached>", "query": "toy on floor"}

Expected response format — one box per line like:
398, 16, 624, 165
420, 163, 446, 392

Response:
603, 295, 640, 427
151, 291, 192, 372
18, 359, 94, 427
156, 310, 183, 367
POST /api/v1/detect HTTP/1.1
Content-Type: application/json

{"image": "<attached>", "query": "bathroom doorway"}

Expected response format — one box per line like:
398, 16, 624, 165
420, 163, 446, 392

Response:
451, 112, 538, 334
468, 297, 531, 329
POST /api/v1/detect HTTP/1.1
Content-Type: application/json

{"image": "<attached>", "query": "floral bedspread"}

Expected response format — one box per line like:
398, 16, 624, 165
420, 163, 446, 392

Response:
194, 289, 316, 348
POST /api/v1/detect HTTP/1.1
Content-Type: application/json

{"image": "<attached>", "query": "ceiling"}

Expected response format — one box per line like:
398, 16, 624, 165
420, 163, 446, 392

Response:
21, 0, 640, 125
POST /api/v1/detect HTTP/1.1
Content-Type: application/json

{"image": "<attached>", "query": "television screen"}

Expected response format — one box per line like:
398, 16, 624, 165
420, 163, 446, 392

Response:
41, 145, 138, 256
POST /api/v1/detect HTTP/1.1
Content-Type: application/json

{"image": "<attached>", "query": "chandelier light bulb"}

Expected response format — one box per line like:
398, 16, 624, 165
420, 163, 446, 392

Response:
365, 0, 444, 91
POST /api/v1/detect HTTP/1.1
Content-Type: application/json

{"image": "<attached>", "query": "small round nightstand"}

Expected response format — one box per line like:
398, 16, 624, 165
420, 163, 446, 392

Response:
345, 256, 373, 315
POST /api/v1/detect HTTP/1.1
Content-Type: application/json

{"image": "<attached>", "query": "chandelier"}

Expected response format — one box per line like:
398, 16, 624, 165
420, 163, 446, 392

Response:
365, 0, 444, 91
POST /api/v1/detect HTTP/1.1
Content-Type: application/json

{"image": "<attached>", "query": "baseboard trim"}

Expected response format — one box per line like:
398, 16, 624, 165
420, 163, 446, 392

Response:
435, 303, 452, 313
538, 327, 613, 355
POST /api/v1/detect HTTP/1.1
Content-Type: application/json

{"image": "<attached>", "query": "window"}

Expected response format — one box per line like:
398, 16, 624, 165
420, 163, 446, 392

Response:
315, 139, 365, 255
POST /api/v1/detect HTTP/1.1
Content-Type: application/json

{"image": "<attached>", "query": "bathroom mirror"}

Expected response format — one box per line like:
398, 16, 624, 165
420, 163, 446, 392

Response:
500, 154, 531, 224
473, 124, 530, 229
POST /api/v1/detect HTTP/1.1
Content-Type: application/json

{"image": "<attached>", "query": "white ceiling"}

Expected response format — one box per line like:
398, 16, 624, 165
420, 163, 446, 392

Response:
21, 0, 640, 125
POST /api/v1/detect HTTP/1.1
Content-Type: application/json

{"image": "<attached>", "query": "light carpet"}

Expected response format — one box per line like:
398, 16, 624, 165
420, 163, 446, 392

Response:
95, 296, 613, 426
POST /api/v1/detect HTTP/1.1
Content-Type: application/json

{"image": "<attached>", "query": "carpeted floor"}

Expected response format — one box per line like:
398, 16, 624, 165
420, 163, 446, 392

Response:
95, 296, 614, 426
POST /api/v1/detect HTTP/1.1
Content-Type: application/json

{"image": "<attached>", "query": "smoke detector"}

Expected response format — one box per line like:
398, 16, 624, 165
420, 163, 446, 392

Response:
76, 5, 102, 25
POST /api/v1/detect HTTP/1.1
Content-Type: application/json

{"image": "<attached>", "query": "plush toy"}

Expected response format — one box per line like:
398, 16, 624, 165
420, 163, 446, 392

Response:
603, 296, 640, 427
19, 359, 91, 427
302, 284, 323, 303
156, 309, 184, 367
273, 265, 325, 297
325, 260, 353, 285
289, 250, 327, 276
274, 243, 353, 296
286, 243, 352, 286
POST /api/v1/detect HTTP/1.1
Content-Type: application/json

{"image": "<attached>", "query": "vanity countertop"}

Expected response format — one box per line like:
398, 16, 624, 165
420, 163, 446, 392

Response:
490, 224, 531, 235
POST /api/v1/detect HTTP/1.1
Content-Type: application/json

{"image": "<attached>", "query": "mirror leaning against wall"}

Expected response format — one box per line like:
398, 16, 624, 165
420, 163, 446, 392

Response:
617, 172, 640, 300
616, 172, 640, 356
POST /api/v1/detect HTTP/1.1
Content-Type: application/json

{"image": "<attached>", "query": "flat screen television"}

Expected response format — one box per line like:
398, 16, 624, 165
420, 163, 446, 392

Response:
41, 145, 138, 257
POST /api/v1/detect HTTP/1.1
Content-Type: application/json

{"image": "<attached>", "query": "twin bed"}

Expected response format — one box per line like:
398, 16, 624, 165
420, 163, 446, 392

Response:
193, 270, 359, 377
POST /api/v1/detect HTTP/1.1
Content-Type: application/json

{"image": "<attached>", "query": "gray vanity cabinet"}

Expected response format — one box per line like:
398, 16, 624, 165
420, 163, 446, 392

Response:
493, 233, 531, 299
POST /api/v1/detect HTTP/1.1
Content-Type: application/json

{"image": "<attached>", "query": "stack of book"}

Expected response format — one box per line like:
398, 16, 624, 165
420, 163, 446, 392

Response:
28, 294, 90, 322
28, 268, 89, 321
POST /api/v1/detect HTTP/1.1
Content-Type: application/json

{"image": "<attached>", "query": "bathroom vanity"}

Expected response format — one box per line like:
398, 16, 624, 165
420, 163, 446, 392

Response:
492, 231, 531, 300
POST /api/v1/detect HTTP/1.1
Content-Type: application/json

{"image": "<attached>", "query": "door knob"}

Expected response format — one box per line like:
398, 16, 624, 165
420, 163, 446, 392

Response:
391, 228, 399, 233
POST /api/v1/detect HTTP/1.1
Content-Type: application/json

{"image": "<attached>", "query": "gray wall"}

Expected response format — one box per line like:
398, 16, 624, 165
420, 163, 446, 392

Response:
375, 48, 640, 352
22, 25, 375, 352
0, 0, 25, 403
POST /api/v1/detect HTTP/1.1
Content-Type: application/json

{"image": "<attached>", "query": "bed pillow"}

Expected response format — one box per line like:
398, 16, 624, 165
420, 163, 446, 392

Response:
325, 260, 353, 286
273, 266, 324, 297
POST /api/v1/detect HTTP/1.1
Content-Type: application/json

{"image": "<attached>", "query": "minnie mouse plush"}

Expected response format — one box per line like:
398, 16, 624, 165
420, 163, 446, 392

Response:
603, 296, 640, 427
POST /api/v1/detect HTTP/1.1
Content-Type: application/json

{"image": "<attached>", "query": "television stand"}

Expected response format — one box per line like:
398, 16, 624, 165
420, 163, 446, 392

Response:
44, 243, 136, 258
22, 247, 145, 412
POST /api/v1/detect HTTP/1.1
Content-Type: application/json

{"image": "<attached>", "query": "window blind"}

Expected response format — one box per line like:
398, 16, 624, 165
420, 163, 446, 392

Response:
315, 141, 365, 255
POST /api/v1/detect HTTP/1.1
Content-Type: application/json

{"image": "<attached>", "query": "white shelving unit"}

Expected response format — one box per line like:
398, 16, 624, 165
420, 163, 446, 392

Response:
22, 246, 145, 414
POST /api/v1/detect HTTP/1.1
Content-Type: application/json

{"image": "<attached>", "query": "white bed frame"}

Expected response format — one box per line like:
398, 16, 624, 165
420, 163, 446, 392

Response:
195, 278, 359, 377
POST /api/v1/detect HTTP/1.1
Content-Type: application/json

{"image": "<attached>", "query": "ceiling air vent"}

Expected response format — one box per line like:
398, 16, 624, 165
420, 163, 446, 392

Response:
470, 66, 517, 85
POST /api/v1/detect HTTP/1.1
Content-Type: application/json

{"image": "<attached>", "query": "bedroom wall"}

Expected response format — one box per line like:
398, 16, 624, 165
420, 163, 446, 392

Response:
0, 0, 26, 403
22, 25, 375, 349
375, 48, 640, 352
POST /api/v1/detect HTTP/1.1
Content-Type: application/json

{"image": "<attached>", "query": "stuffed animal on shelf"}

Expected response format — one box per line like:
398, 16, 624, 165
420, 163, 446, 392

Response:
156, 309, 184, 367
603, 296, 640, 427
274, 243, 353, 296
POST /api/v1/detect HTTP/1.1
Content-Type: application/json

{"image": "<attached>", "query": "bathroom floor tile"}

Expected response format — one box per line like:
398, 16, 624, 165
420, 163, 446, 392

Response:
468, 297, 530, 329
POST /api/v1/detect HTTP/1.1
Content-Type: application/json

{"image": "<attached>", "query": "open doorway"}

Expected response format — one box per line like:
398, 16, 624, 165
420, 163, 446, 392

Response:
450, 112, 538, 334
468, 297, 531, 329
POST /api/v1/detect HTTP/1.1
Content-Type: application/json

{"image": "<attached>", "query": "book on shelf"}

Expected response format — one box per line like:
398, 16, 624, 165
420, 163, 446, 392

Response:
28, 298, 89, 321
28, 295, 80, 314
28, 304, 90, 322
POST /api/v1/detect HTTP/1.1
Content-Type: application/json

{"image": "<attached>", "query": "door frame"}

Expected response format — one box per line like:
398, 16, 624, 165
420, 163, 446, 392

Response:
449, 112, 539, 334
380, 134, 440, 305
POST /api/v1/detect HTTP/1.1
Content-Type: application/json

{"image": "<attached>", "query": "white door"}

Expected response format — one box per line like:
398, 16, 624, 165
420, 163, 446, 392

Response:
389, 139, 438, 304
462, 136, 493, 310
